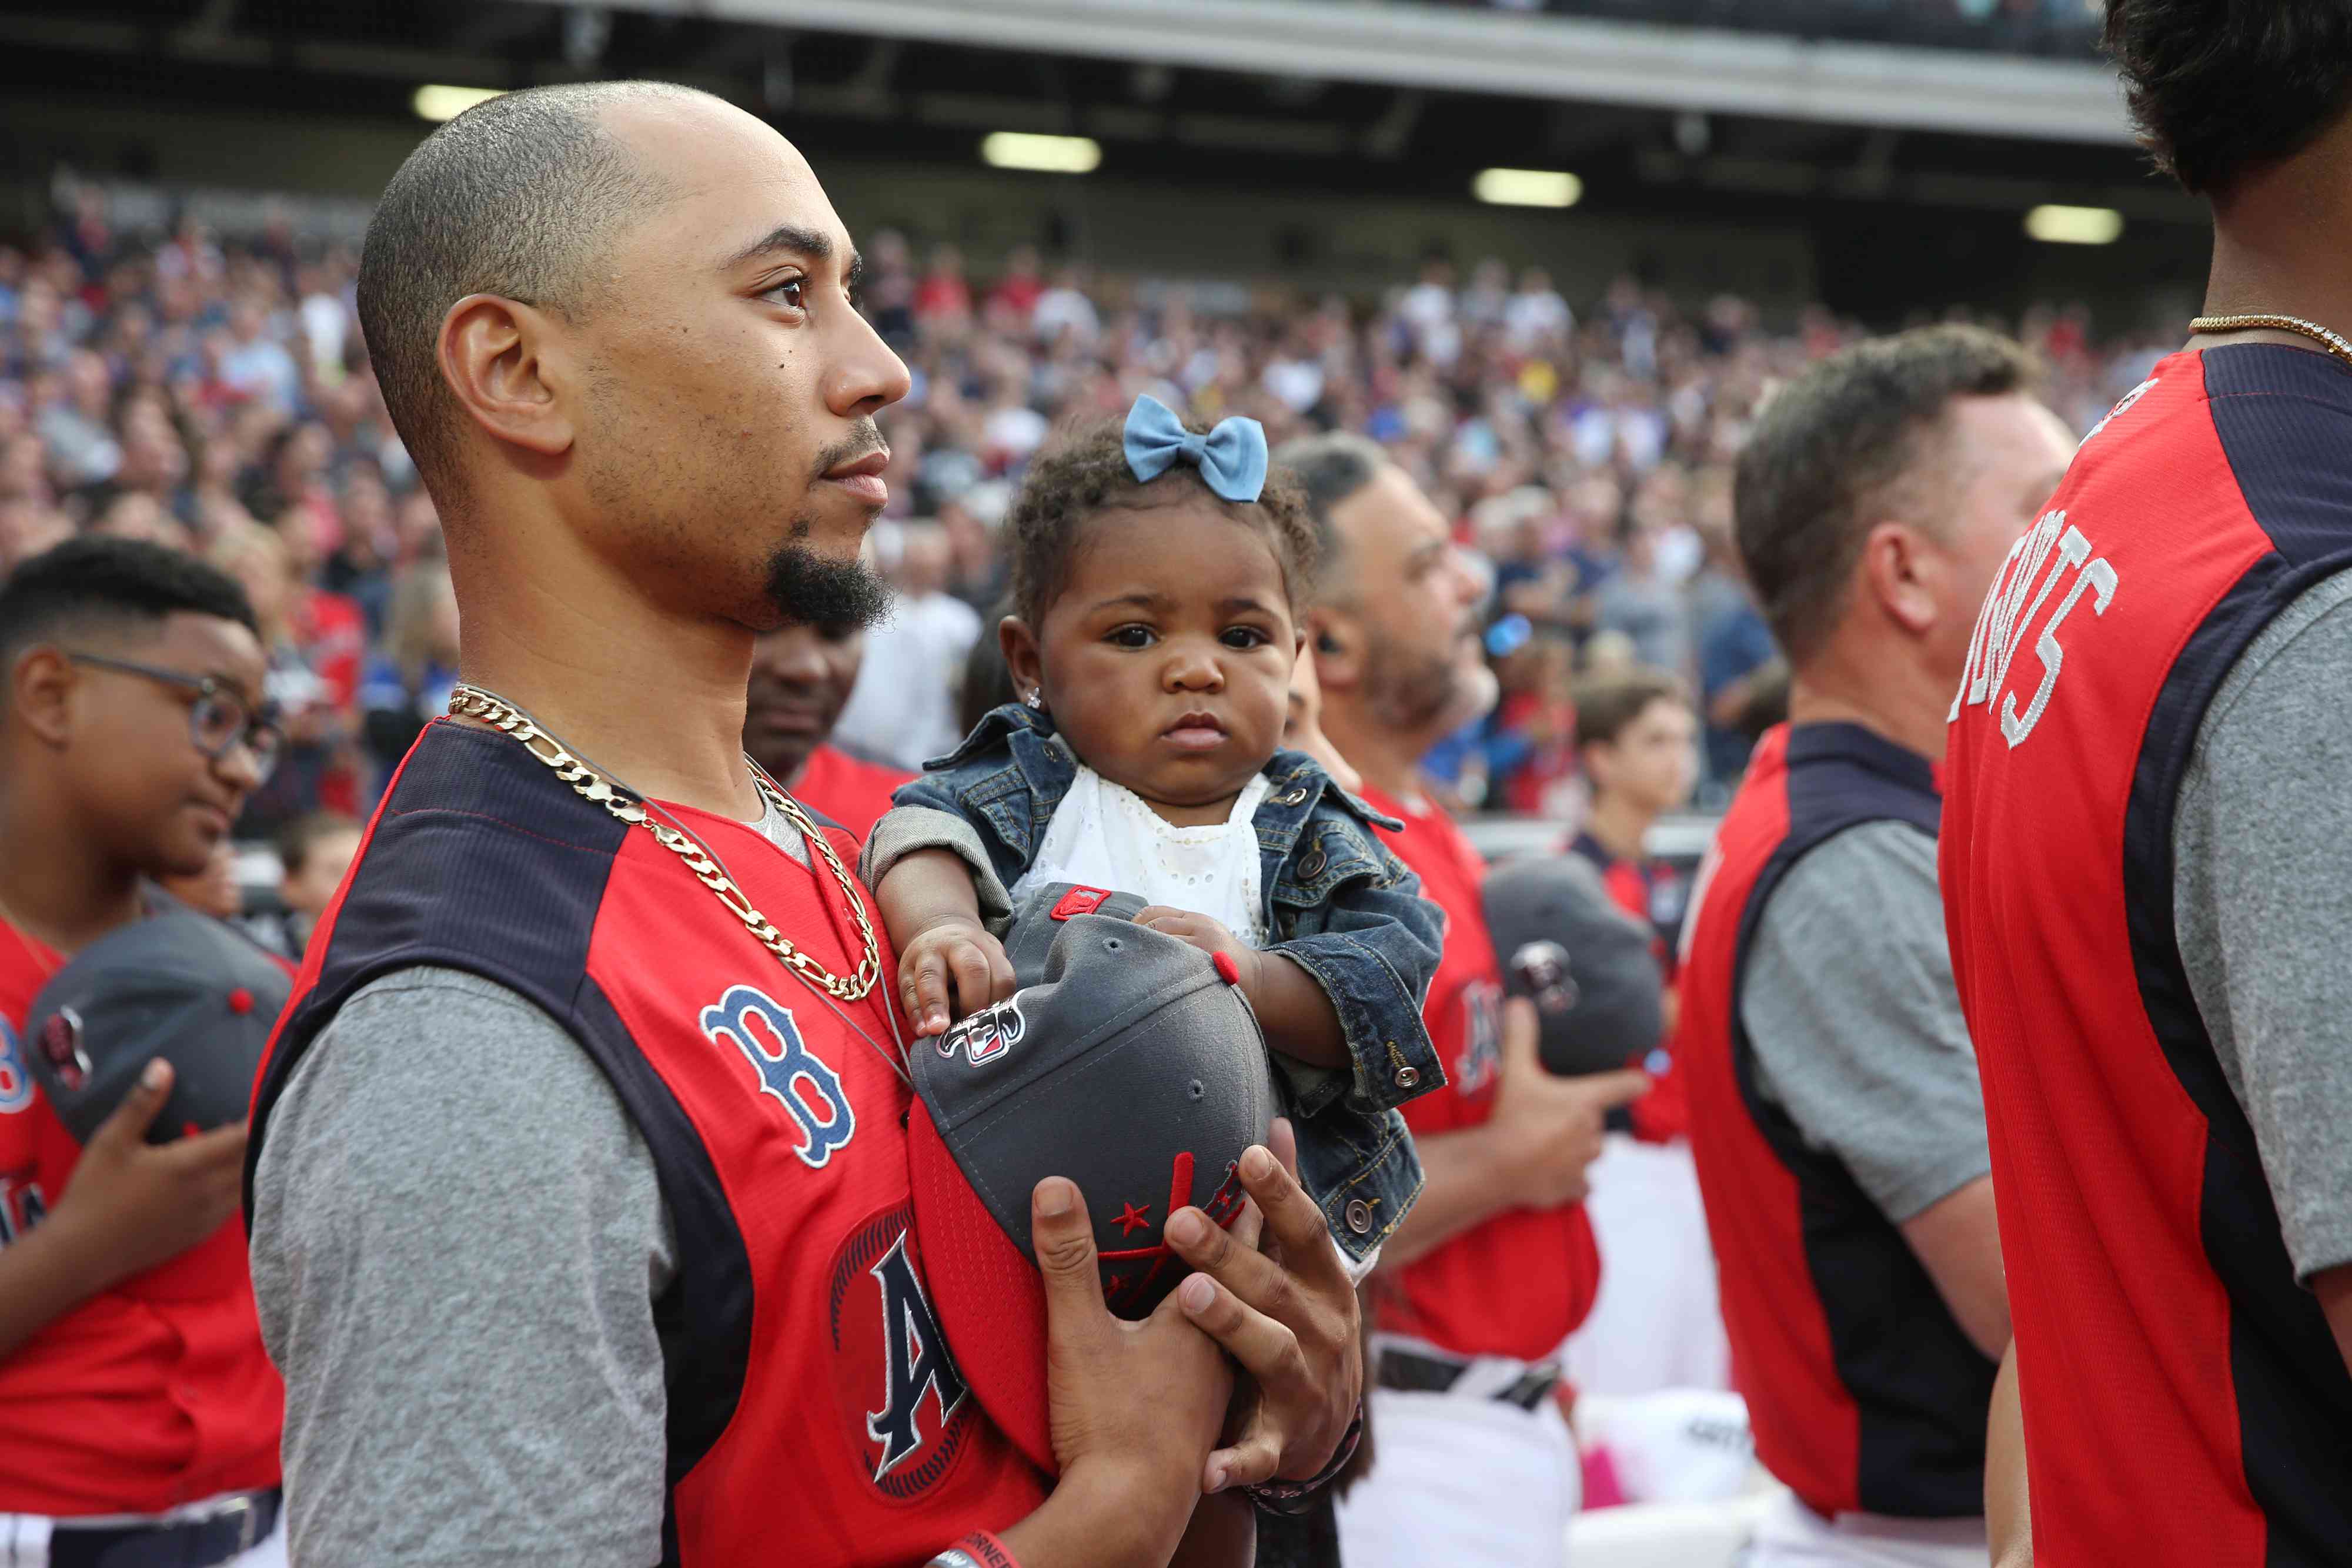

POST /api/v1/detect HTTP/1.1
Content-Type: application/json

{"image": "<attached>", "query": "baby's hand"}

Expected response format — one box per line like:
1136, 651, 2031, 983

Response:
898, 915, 1017, 1037
1133, 907, 1263, 993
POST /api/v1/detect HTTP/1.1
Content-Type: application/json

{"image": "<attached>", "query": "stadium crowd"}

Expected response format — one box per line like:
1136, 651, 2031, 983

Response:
0, 193, 2169, 872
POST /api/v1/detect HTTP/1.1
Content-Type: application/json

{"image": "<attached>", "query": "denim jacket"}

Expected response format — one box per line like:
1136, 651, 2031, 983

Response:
861, 702, 1444, 1262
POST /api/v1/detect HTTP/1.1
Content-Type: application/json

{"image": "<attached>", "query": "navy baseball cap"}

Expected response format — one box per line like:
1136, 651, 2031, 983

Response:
907, 882, 1277, 1473
1482, 855, 1667, 1078
24, 911, 292, 1145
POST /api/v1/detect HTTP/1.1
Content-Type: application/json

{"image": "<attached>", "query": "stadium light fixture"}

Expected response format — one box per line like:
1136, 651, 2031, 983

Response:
413, 84, 507, 123
1473, 168, 1583, 209
2024, 205, 2124, 245
980, 132, 1102, 175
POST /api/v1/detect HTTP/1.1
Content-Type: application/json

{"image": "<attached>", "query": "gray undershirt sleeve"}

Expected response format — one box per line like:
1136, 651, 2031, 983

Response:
2173, 570, 2352, 1285
248, 967, 676, 1568
1739, 820, 1991, 1225
860, 804, 1016, 927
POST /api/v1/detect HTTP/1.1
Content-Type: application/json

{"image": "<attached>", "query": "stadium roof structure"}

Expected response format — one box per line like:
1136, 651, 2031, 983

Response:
578, 0, 2131, 147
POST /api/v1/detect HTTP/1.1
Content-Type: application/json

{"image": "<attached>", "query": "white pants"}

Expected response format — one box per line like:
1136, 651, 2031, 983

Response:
1742, 1491, 1988, 1568
1333, 1380, 1583, 1568
0, 1504, 286, 1568
1563, 1135, 1731, 1398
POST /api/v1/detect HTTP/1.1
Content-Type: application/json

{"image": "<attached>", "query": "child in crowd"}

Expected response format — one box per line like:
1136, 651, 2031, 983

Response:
275, 810, 362, 959
862, 394, 1446, 1267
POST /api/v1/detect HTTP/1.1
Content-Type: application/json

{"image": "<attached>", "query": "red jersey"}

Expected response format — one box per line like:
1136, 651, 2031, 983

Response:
0, 920, 283, 1516
1678, 723, 1992, 1519
1567, 830, 1688, 1142
1361, 784, 1600, 1362
1943, 345, 2352, 1563
794, 744, 916, 844
249, 722, 1045, 1566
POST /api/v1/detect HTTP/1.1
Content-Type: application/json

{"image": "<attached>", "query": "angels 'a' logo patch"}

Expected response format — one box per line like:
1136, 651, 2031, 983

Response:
936, 995, 1024, 1068
828, 1202, 974, 1499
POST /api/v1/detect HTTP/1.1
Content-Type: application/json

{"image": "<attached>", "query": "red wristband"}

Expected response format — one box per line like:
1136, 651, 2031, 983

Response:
927, 1530, 1021, 1568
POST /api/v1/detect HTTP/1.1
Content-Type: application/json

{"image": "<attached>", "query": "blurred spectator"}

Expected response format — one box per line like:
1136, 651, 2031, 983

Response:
987, 243, 1044, 320
913, 243, 973, 332
157, 836, 245, 920
744, 619, 914, 841
275, 810, 363, 958
357, 560, 459, 783
1688, 474, 1780, 789
831, 522, 983, 770
211, 521, 359, 835
1593, 521, 1692, 678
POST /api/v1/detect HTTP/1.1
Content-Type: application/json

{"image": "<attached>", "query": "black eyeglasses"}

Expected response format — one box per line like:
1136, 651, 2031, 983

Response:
66, 653, 285, 783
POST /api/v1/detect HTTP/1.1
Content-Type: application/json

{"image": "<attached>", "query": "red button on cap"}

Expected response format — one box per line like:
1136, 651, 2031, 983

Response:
1212, 952, 1241, 985
227, 988, 254, 1015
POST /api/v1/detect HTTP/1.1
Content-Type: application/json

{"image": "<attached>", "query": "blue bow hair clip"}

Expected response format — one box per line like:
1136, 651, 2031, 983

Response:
1122, 393, 1269, 504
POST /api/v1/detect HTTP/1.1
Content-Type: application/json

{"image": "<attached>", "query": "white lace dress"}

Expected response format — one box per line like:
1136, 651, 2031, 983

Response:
1008, 767, 1273, 945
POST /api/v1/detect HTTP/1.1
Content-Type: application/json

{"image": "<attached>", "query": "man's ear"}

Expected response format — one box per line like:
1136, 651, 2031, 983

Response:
1860, 520, 1939, 638
999, 616, 1044, 704
437, 293, 577, 468
1306, 606, 1365, 691
12, 647, 76, 750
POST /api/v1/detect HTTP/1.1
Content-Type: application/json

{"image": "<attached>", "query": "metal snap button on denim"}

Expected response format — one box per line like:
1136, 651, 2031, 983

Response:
1275, 787, 1309, 807
1344, 1198, 1374, 1234
1297, 846, 1327, 878
1394, 1065, 1421, 1089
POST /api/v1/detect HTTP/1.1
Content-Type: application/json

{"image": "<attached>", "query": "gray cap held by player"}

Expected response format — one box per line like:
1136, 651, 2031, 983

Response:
1483, 854, 1667, 1078
24, 910, 292, 1145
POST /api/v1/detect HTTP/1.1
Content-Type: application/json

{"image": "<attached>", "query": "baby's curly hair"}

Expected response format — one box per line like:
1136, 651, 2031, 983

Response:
1005, 414, 1319, 628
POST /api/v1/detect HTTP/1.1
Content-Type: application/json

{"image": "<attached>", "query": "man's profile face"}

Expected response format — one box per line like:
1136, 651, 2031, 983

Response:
1328, 464, 1486, 737
1926, 393, 2076, 685
563, 96, 910, 631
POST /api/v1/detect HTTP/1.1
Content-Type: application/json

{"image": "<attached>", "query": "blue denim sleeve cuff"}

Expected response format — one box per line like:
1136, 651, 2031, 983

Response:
1274, 932, 1445, 1116
858, 805, 1015, 927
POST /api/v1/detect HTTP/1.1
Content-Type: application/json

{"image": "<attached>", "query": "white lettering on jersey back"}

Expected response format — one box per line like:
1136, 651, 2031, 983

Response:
1952, 511, 2119, 748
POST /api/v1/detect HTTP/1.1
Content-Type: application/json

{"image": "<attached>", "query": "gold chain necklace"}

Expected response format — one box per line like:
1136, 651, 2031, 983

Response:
449, 684, 883, 1003
2189, 313, 2352, 373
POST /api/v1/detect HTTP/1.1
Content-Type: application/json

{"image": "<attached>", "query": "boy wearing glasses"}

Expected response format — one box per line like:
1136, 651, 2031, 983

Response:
0, 536, 289, 1566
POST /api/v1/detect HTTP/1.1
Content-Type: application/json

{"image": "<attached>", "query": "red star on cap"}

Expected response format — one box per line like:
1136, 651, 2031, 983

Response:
1114, 1201, 1152, 1236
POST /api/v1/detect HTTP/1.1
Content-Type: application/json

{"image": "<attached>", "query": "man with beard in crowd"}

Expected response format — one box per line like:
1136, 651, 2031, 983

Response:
1282, 433, 1647, 1568
742, 617, 911, 841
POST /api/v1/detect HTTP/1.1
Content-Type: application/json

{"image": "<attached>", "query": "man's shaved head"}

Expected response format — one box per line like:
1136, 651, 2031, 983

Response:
357, 81, 692, 495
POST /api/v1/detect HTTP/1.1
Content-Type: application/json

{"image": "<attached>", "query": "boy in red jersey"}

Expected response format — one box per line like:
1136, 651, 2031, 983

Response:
1568, 670, 1697, 964
1944, 6, 2352, 1563
0, 535, 287, 1564
1560, 668, 1723, 1399
244, 82, 1361, 1568
1282, 432, 1646, 1568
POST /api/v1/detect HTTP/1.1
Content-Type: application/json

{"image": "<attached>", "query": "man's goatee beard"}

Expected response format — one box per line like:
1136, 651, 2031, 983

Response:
763, 539, 894, 631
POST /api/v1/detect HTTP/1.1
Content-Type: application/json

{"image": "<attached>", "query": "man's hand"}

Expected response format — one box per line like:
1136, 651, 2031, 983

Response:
46, 1059, 248, 1289
1489, 997, 1648, 1209
1164, 1118, 1362, 1493
1030, 1175, 1232, 1564
896, 915, 1016, 1037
